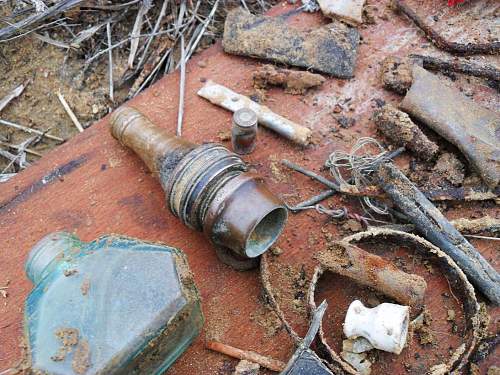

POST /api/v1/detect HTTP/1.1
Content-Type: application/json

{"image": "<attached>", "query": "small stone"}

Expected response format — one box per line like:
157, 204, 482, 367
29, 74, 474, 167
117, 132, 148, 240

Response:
234, 359, 259, 375
270, 247, 283, 256
336, 115, 355, 128
342, 219, 362, 233
487, 366, 500, 375
197, 60, 207, 68
446, 309, 455, 321
92, 104, 99, 114
343, 337, 374, 353
340, 351, 371, 375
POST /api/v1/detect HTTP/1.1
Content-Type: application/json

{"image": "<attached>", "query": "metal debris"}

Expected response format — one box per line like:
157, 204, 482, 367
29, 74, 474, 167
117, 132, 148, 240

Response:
315, 241, 427, 307
400, 66, 500, 188
451, 216, 500, 236
376, 162, 500, 305
232, 108, 258, 155
198, 80, 312, 146
308, 228, 482, 374
253, 65, 325, 95
380, 56, 413, 95
410, 54, 500, 83
373, 104, 438, 160
110, 107, 287, 264
281, 301, 334, 375
206, 341, 286, 372
393, 0, 500, 55
222, 7, 359, 78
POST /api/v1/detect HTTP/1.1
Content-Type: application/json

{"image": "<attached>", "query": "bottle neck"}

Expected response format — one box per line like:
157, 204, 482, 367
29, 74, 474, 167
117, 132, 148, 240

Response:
25, 232, 79, 284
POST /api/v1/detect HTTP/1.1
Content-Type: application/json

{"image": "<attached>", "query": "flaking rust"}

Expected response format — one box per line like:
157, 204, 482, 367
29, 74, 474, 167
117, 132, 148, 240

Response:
222, 8, 359, 78
110, 107, 287, 266
376, 162, 500, 305
373, 104, 438, 160
315, 241, 427, 308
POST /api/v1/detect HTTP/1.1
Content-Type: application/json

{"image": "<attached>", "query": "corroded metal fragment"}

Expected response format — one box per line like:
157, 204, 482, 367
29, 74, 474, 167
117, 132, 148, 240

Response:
222, 8, 359, 78
400, 66, 500, 188
373, 104, 438, 160
316, 241, 427, 307
376, 162, 500, 305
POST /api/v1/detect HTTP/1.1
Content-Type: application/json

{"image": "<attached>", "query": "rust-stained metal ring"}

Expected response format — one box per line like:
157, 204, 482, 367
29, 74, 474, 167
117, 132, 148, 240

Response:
308, 228, 482, 375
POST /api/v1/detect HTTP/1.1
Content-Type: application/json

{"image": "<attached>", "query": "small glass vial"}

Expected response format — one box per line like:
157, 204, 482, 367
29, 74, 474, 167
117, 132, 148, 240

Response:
231, 108, 257, 155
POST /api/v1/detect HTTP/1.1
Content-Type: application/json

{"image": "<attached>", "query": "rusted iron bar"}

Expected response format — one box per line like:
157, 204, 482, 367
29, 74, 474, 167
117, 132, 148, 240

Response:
410, 54, 500, 82
376, 162, 500, 305
315, 241, 427, 307
393, 0, 500, 55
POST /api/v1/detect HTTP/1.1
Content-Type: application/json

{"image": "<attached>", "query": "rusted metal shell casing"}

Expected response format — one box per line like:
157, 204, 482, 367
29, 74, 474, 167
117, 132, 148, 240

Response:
110, 107, 287, 260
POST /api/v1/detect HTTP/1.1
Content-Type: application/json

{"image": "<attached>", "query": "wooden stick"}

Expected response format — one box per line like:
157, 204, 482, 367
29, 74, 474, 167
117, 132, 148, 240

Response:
106, 22, 114, 102
176, 34, 186, 137
0, 119, 64, 142
56, 91, 84, 132
205, 341, 286, 372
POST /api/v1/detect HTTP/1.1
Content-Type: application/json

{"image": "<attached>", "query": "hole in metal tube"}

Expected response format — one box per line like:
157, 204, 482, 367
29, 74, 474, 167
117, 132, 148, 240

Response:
245, 207, 288, 258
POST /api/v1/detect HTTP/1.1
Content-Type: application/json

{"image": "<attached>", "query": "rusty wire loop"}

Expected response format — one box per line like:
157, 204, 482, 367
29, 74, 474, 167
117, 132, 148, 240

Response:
292, 203, 391, 229
326, 137, 392, 216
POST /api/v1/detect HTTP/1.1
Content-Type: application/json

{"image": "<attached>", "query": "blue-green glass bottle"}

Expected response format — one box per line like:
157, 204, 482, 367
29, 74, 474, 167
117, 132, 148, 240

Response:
24, 232, 204, 374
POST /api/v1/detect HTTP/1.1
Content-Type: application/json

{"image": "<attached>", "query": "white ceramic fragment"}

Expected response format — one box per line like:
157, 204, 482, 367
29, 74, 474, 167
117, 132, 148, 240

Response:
342, 337, 374, 354
317, 0, 366, 25
340, 351, 372, 375
343, 300, 409, 354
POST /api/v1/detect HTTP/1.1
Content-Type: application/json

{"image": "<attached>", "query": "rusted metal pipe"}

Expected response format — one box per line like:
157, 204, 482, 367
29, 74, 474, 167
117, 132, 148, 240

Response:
315, 241, 427, 307
110, 107, 288, 262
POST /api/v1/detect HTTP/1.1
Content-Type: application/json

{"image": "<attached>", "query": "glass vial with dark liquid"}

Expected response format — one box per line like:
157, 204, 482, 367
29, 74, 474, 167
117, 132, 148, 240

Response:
231, 108, 257, 155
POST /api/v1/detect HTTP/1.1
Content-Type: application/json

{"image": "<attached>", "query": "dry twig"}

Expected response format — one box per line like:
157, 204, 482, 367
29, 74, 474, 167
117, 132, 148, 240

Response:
0, 119, 64, 142
0, 81, 29, 112
176, 34, 186, 137
56, 91, 84, 132
106, 22, 114, 102
0, 0, 84, 41
205, 341, 286, 372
